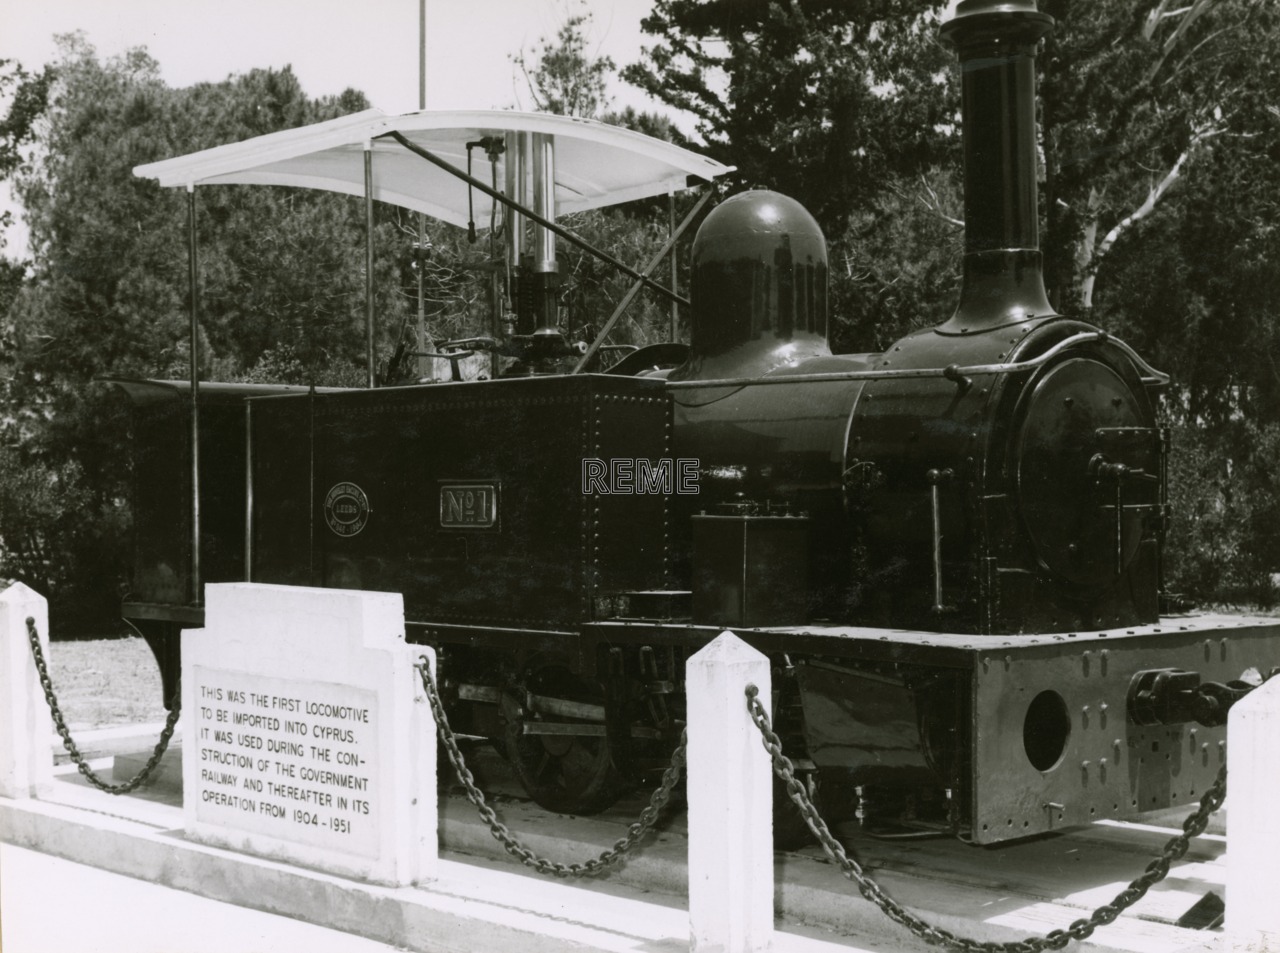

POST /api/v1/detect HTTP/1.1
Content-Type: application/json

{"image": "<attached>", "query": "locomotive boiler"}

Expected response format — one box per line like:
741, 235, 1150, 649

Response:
114, 0, 1280, 843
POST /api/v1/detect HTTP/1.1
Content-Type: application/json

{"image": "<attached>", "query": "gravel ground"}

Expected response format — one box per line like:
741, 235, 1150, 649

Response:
44, 637, 169, 730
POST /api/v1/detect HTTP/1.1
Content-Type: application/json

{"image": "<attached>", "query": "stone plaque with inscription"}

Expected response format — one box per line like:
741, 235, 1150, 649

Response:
182, 583, 435, 885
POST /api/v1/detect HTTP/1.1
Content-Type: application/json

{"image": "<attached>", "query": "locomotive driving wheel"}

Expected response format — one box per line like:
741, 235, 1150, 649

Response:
504, 662, 625, 815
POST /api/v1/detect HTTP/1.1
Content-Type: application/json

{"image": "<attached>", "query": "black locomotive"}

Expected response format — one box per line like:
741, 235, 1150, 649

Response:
113, 0, 1280, 842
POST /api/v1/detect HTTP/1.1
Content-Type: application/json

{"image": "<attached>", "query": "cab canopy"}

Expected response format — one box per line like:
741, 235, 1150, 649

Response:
133, 107, 732, 224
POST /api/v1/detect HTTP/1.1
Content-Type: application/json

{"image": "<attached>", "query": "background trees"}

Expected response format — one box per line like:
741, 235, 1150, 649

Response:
0, 37, 419, 630
2, 0, 1279, 627
1036, 0, 1280, 599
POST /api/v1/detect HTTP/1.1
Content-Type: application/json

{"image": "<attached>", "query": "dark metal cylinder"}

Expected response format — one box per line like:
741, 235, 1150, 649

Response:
939, 0, 1055, 334
673, 190, 829, 380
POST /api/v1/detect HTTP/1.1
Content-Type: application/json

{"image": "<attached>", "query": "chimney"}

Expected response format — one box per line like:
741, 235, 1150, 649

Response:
939, 0, 1055, 334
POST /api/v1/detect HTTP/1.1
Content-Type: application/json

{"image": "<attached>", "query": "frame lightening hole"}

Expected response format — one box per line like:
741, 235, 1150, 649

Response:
1024, 690, 1071, 771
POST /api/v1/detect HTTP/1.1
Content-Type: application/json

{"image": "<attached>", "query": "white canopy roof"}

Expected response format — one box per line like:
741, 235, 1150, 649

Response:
133, 108, 732, 229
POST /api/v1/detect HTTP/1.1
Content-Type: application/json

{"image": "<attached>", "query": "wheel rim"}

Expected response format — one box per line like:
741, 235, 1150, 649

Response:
505, 664, 623, 815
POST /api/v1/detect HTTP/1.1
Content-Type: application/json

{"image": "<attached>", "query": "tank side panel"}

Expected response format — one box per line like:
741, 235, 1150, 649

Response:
304, 376, 667, 627
250, 394, 314, 587
128, 386, 190, 605
198, 399, 251, 586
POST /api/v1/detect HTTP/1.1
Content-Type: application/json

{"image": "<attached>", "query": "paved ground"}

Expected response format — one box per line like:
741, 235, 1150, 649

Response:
0, 843, 412, 953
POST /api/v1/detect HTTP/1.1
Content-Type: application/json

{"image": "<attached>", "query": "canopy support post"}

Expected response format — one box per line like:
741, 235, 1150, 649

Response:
186, 184, 202, 605
417, 0, 428, 379
669, 192, 678, 342
365, 144, 376, 388
416, 216, 427, 379
572, 188, 712, 374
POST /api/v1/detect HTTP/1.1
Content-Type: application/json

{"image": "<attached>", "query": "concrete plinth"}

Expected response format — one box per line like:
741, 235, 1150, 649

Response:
182, 583, 435, 886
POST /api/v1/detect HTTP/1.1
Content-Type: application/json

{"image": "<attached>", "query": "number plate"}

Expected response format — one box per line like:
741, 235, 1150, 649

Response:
439, 482, 499, 530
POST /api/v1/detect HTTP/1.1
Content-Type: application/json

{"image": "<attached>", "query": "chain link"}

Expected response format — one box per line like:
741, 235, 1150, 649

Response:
27, 616, 181, 795
745, 683, 1227, 953
416, 654, 685, 878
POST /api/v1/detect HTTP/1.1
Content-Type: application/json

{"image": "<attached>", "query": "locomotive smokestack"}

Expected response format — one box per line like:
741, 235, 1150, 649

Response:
940, 0, 1055, 333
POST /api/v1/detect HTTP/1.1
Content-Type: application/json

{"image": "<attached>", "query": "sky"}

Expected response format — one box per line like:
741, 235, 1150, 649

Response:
0, 0, 966, 255
1, 0, 669, 115
0, 0, 679, 255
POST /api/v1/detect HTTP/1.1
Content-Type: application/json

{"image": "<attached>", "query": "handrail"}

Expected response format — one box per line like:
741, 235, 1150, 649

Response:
665, 331, 1170, 390
572, 188, 713, 374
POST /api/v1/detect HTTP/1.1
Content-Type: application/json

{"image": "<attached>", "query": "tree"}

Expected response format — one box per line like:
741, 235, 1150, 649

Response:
625, 0, 956, 240
832, 165, 963, 353
0, 36, 417, 629
506, 5, 696, 355
1035, 0, 1280, 600
513, 3, 616, 118
1040, 0, 1280, 315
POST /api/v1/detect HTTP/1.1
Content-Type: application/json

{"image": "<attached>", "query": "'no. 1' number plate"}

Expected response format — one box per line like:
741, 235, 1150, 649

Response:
439, 482, 499, 530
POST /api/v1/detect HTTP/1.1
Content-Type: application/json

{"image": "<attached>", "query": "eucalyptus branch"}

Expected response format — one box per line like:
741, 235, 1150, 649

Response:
1144, 0, 1215, 85
915, 173, 963, 229
1080, 121, 1226, 308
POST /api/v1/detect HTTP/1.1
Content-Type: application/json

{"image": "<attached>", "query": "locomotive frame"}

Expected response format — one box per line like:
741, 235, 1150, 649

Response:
111, 0, 1280, 845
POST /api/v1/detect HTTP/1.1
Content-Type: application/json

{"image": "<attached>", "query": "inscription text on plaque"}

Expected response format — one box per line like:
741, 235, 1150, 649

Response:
194, 668, 379, 857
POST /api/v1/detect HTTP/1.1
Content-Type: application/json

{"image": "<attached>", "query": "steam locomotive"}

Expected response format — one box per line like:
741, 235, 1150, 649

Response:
113, 0, 1280, 843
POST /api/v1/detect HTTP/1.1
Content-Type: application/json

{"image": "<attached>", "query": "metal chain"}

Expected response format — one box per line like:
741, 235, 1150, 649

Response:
745, 683, 1227, 953
416, 654, 685, 878
27, 616, 181, 795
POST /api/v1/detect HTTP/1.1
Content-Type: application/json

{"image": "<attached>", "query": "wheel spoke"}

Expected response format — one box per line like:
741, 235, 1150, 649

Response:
506, 663, 626, 815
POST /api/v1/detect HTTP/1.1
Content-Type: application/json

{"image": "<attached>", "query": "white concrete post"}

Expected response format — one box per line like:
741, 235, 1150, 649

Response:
686, 631, 774, 953
0, 582, 54, 799
1228, 675, 1280, 952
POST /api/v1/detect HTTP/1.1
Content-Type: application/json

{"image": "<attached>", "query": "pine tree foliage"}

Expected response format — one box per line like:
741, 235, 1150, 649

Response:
624, 0, 956, 240
513, 6, 616, 118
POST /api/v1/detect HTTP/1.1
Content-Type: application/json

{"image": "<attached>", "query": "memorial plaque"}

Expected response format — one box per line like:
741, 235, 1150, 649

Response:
193, 667, 380, 857
182, 583, 435, 886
